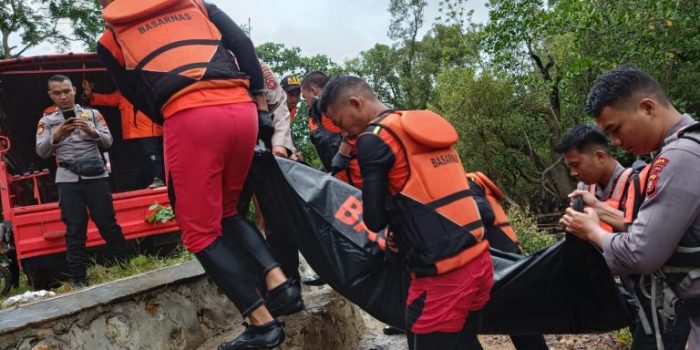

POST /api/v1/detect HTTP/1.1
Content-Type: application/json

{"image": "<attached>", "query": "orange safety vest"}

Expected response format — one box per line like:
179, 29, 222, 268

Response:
101, 0, 249, 123
623, 164, 651, 227
587, 168, 632, 232
467, 172, 520, 248
369, 110, 488, 277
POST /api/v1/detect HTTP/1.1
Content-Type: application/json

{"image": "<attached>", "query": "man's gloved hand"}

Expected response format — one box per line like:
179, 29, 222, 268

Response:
331, 153, 351, 173
258, 110, 274, 148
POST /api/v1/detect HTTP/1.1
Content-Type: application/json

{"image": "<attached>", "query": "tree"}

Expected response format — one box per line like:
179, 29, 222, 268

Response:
1, 0, 103, 59
256, 42, 344, 77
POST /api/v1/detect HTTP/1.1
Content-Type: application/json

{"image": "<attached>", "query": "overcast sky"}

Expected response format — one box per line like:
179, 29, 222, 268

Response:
18, 0, 489, 63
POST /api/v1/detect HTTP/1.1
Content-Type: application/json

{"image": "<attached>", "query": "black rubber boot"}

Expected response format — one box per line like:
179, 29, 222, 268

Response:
266, 278, 305, 318
218, 320, 285, 350
383, 325, 405, 335
302, 274, 327, 286
195, 238, 264, 315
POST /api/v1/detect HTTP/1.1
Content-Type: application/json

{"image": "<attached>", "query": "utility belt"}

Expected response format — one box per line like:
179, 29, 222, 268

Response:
59, 157, 106, 176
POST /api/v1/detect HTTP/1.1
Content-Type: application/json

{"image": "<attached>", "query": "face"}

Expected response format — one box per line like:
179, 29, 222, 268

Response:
326, 96, 371, 138
562, 149, 607, 185
301, 86, 320, 108
596, 99, 662, 154
48, 80, 76, 111
286, 88, 301, 109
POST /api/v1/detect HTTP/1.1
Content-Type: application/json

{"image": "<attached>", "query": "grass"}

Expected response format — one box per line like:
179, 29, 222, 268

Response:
614, 327, 633, 347
1, 247, 194, 308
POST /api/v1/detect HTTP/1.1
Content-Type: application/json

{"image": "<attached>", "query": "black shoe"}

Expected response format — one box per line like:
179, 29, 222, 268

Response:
266, 278, 304, 318
383, 325, 405, 335
302, 274, 326, 286
219, 320, 285, 350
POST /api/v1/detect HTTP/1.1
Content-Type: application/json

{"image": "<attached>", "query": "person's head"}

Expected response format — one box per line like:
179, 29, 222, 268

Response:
47, 75, 76, 111
554, 124, 615, 185
98, 0, 112, 8
301, 71, 328, 107
585, 65, 679, 154
320, 76, 385, 137
281, 75, 301, 109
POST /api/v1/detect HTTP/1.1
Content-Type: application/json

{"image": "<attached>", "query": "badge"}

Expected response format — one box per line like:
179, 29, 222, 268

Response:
262, 64, 278, 90
80, 111, 90, 119
37, 122, 45, 135
646, 157, 669, 198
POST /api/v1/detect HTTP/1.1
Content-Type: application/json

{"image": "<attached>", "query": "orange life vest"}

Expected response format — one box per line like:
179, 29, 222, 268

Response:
369, 110, 488, 277
467, 172, 520, 250
101, 0, 249, 123
623, 164, 651, 228
587, 168, 632, 232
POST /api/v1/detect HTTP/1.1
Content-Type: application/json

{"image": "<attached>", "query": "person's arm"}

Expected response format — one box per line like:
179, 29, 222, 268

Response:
565, 148, 700, 275
357, 133, 395, 232
36, 118, 60, 159
204, 3, 264, 97
84, 110, 113, 149
468, 179, 495, 226
569, 189, 626, 232
263, 67, 293, 155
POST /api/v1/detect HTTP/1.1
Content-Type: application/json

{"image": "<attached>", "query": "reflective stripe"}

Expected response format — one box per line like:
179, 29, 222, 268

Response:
676, 245, 700, 254
425, 190, 472, 209
135, 39, 220, 71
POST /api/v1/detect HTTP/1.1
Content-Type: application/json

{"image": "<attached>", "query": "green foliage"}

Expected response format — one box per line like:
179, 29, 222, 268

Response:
255, 42, 344, 77
86, 249, 194, 285
507, 206, 557, 255
0, 0, 103, 58
146, 203, 175, 224
614, 328, 633, 347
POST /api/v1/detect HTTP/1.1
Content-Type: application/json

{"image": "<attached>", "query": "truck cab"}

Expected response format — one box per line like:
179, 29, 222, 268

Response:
0, 54, 180, 289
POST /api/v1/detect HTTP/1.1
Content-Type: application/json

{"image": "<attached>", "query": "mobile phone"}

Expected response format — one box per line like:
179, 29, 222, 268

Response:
572, 196, 585, 213
62, 109, 76, 121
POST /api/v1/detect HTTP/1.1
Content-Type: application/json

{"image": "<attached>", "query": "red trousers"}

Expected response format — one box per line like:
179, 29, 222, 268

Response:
406, 250, 494, 334
164, 102, 258, 253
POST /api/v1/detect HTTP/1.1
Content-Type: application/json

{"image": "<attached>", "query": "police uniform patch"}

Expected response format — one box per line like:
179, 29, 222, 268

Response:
646, 157, 669, 198
80, 111, 90, 119
37, 122, 45, 135
261, 64, 278, 90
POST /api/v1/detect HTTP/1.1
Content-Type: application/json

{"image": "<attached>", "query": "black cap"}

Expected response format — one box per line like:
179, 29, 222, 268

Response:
281, 75, 301, 92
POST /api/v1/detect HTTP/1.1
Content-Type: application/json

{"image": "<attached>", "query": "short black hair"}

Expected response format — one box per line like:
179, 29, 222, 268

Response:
554, 124, 610, 154
48, 74, 72, 86
319, 76, 374, 115
585, 64, 669, 117
301, 71, 328, 90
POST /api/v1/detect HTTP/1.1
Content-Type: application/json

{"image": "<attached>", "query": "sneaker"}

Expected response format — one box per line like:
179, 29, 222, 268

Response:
218, 320, 285, 350
148, 178, 165, 188
266, 278, 305, 318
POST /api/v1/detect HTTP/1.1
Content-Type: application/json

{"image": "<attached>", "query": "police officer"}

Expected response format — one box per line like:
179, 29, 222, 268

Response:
562, 65, 699, 349
281, 75, 302, 123
555, 124, 630, 232
36, 75, 129, 287
260, 61, 295, 158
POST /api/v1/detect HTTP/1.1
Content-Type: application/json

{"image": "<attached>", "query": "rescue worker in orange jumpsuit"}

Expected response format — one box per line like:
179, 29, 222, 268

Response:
321, 76, 493, 350
97, 1, 302, 349
82, 81, 165, 188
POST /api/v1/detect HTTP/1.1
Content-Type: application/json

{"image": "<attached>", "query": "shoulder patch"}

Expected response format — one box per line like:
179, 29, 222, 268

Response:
37, 121, 46, 135
646, 157, 670, 198
261, 64, 278, 90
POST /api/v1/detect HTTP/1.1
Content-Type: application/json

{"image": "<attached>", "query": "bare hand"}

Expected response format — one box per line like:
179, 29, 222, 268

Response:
52, 120, 76, 143
560, 207, 600, 240
81, 79, 93, 97
272, 146, 288, 158
71, 119, 98, 138
568, 189, 601, 208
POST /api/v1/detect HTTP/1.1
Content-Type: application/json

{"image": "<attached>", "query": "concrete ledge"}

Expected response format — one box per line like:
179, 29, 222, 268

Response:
0, 260, 206, 336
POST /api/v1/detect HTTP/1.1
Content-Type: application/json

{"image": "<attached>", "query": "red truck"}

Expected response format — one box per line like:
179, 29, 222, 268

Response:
0, 54, 180, 290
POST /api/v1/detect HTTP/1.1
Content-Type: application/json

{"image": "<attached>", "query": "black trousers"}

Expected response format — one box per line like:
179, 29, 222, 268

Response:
130, 137, 164, 183
630, 293, 690, 350
58, 179, 129, 282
